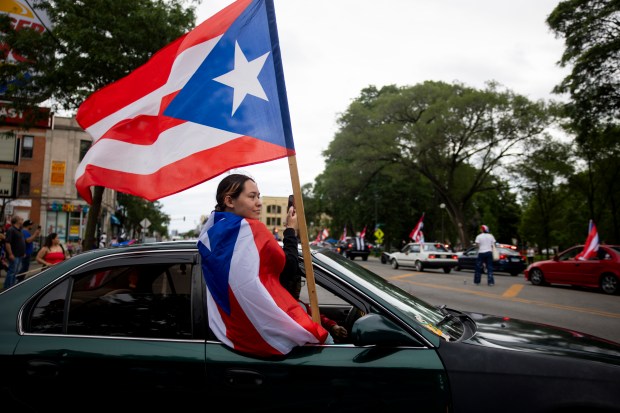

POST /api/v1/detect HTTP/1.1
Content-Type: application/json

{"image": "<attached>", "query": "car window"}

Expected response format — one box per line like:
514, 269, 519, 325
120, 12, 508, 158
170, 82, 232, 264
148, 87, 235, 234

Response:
427, 243, 448, 252
299, 277, 347, 306
412, 245, 420, 253
26, 263, 193, 339
559, 248, 581, 261
609, 246, 620, 255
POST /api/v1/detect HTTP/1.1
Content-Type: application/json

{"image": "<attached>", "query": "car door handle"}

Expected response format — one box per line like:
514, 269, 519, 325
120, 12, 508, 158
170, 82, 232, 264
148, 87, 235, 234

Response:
26, 360, 60, 378
225, 369, 265, 388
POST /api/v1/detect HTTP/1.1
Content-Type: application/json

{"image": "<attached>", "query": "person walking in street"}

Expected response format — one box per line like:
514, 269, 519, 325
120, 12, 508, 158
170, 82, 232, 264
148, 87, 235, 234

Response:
18, 220, 41, 282
3, 216, 26, 289
474, 224, 496, 286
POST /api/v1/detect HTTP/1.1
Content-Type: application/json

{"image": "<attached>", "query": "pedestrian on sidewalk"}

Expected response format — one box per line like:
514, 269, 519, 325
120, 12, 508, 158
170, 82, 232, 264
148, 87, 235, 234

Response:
19, 220, 41, 282
3, 216, 26, 289
36, 233, 69, 267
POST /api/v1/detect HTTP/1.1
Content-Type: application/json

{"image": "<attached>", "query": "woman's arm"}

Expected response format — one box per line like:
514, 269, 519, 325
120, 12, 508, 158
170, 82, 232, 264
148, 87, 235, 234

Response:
280, 206, 300, 286
280, 228, 300, 285
36, 247, 49, 266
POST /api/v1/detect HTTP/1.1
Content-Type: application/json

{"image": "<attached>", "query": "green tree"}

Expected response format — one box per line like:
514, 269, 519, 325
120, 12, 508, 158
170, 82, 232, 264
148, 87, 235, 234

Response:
319, 81, 554, 248
1, 0, 198, 250
512, 138, 575, 253
117, 192, 169, 240
547, 0, 620, 242
547, 0, 620, 131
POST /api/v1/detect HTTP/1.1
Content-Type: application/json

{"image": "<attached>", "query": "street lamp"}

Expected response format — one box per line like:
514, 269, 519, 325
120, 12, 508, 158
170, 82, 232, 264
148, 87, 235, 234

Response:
439, 203, 446, 244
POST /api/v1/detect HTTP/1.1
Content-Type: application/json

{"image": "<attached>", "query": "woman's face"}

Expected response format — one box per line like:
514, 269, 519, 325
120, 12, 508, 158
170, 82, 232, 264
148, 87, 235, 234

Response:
226, 179, 262, 220
52, 236, 60, 245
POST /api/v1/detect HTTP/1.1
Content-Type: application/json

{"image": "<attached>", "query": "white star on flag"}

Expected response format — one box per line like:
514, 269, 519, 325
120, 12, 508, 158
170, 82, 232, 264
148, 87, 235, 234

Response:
214, 41, 270, 115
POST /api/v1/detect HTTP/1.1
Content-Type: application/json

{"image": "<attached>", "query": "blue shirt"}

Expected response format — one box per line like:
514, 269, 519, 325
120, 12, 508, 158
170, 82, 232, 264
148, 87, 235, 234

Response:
22, 229, 34, 255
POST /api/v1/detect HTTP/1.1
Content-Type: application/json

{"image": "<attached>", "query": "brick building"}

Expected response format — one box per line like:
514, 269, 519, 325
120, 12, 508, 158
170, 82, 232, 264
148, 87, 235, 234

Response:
0, 108, 115, 246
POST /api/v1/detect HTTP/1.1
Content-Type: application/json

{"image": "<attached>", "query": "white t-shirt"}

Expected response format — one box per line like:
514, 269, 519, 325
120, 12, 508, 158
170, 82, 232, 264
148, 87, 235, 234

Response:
475, 233, 496, 253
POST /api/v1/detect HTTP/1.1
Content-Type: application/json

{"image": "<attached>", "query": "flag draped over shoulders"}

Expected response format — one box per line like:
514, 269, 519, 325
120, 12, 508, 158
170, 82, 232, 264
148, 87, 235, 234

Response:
197, 211, 328, 357
75, 0, 294, 203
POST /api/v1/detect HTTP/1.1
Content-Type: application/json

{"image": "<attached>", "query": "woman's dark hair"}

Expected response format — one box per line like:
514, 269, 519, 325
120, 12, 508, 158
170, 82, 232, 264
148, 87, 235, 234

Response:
214, 174, 255, 211
44, 232, 58, 248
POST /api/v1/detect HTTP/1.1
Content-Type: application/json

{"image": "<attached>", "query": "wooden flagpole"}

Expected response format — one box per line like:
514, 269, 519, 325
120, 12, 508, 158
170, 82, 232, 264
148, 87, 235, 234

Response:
288, 155, 321, 323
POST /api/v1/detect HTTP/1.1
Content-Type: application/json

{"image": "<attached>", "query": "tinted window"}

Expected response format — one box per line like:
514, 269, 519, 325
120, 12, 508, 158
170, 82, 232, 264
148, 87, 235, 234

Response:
79, 139, 91, 161
29, 278, 70, 333
27, 263, 193, 339
18, 172, 30, 196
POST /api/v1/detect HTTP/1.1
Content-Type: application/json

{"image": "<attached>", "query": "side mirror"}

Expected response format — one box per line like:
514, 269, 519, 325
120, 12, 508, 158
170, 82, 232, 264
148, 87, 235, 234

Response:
351, 314, 419, 346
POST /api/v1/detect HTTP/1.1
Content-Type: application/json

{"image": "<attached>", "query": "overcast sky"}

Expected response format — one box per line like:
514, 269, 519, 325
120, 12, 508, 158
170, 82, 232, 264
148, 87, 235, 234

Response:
160, 0, 570, 233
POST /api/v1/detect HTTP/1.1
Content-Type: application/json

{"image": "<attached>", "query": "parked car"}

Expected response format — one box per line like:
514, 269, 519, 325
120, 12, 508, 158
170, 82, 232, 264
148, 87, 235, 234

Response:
456, 245, 526, 276
310, 240, 339, 253
337, 236, 370, 261
524, 244, 620, 295
1, 241, 619, 412
386, 242, 458, 273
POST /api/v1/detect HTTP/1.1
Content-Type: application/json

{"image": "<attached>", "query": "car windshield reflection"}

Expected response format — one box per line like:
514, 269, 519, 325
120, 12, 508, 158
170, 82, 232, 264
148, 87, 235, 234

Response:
314, 250, 466, 341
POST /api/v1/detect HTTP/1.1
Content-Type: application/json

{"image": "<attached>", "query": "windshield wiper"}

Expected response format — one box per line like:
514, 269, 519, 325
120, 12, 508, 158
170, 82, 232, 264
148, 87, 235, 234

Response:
436, 305, 456, 327
435, 304, 470, 327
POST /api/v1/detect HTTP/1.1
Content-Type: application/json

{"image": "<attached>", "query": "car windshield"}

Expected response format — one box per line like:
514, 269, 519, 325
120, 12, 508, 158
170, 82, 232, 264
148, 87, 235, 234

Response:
313, 250, 465, 341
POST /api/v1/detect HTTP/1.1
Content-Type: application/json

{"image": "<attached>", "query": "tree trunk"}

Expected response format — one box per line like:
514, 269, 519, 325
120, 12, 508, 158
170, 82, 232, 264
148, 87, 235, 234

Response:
82, 186, 104, 252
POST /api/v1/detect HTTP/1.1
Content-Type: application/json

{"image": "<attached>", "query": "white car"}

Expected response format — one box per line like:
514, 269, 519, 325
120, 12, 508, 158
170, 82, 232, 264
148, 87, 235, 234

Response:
387, 242, 459, 273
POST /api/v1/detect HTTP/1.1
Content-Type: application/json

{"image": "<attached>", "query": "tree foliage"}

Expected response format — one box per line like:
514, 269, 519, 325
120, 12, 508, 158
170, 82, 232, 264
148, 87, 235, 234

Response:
117, 192, 169, 240
318, 81, 554, 248
547, 0, 620, 241
0, 0, 198, 250
547, 0, 620, 130
511, 138, 575, 251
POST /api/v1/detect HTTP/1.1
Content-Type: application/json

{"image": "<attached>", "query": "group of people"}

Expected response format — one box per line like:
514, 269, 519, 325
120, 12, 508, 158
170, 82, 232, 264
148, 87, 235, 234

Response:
2, 216, 69, 290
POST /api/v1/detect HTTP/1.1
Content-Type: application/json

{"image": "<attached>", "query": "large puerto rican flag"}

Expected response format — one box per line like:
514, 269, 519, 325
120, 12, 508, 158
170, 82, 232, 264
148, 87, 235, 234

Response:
198, 211, 328, 357
575, 219, 599, 261
75, 0, 294, 203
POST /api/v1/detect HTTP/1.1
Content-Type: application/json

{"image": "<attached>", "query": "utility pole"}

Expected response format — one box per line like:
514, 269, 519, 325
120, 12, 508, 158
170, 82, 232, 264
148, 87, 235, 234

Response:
440, 203, 446, 243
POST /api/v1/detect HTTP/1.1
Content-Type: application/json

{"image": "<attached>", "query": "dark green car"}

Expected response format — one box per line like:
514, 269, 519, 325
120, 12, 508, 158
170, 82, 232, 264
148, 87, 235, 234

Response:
1, 241, 619, 412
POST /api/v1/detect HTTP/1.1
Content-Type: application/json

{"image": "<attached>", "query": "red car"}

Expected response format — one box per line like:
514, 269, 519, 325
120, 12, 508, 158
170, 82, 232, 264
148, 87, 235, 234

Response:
524, 244, 620, 295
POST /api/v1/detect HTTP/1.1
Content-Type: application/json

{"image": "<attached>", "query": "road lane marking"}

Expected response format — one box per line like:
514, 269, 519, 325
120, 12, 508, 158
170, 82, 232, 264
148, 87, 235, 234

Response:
386, 275, 620, 320
390, 273, 418, 280
503, 284, 523, 298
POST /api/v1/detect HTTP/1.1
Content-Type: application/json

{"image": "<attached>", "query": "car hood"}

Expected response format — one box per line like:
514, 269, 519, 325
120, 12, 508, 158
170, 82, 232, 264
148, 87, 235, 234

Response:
462, 312, 620, 365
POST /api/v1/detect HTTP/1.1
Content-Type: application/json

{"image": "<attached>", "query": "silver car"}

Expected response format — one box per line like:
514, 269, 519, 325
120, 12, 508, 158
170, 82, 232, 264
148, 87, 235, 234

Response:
387, 242, 458, 273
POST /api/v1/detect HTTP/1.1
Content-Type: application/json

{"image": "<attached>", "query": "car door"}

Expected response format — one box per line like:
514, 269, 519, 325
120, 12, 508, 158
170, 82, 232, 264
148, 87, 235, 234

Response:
391, 243, 411, 266
11, 251, 207, 410
403, 243, 420, 267
204, 264, 450, 412
461, 247, 478, 270
545, 247, 599, 285
554, 255, 604, 286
